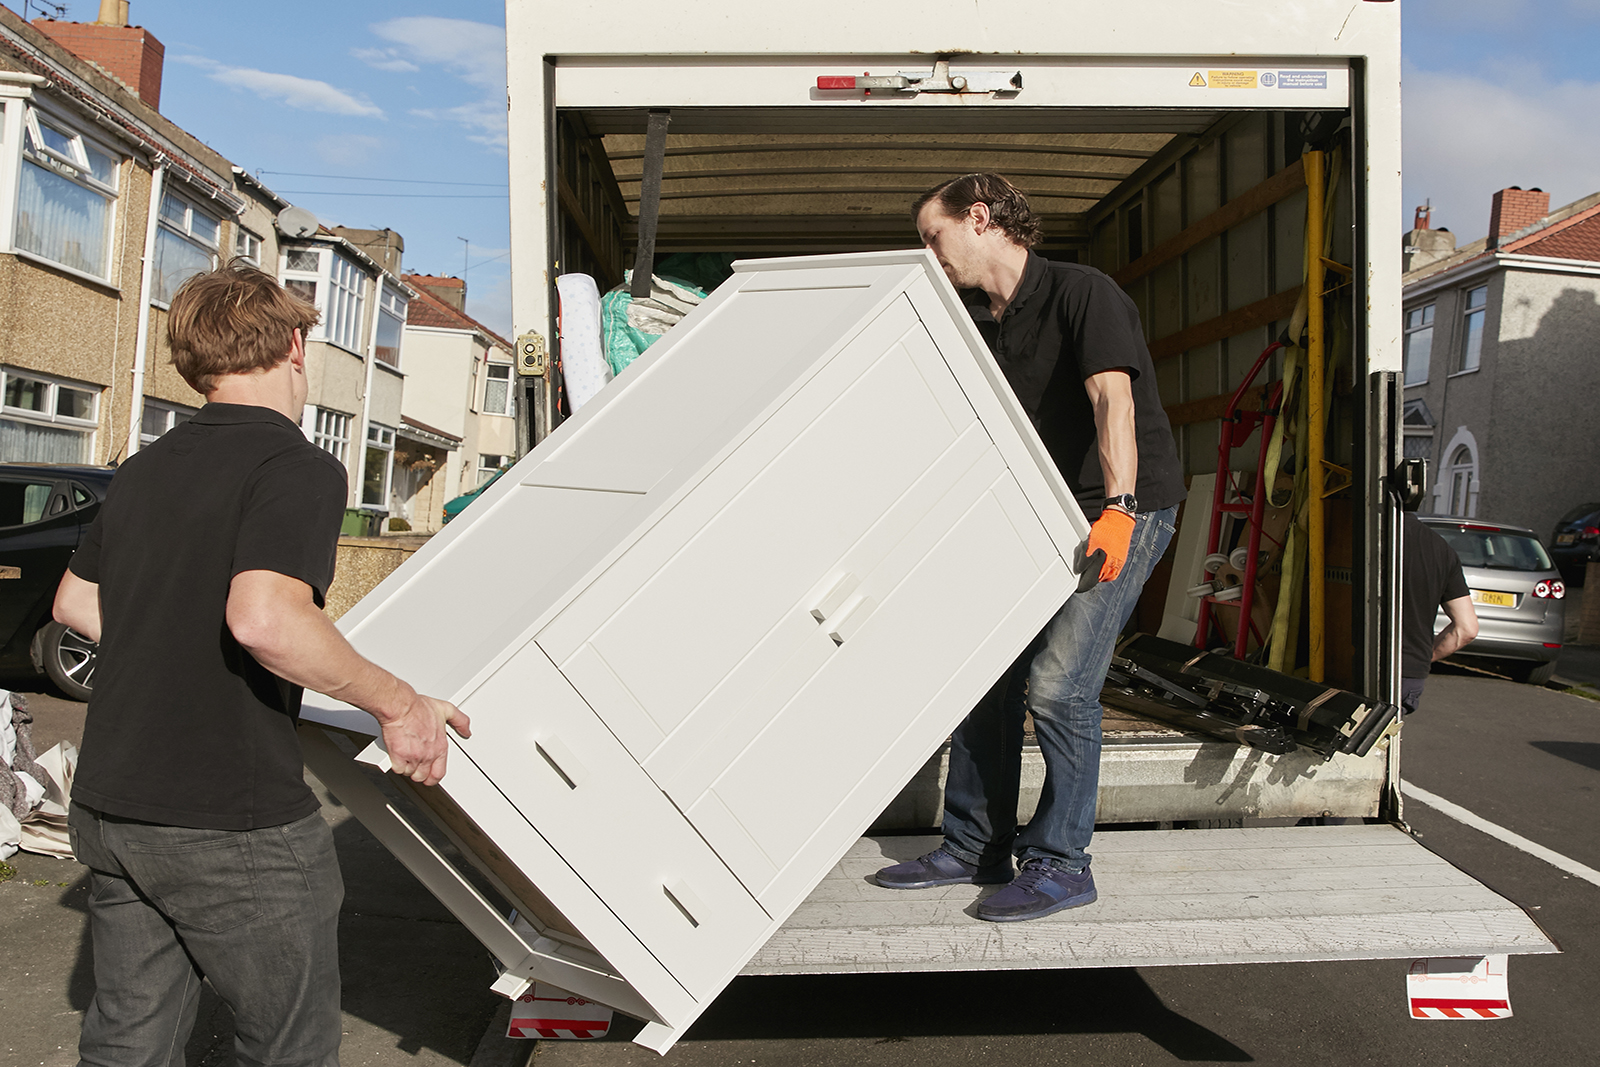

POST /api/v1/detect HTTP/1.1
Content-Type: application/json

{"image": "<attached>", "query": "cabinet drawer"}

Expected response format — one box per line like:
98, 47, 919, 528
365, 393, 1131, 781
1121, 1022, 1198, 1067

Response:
454, 644, 770, 996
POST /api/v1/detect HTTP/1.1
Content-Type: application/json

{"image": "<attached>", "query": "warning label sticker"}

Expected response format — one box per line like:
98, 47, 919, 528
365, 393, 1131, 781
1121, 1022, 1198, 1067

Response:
1276, 70, 1330, 90
1189, 72, 1206, 87
1207, 70, 1258, 89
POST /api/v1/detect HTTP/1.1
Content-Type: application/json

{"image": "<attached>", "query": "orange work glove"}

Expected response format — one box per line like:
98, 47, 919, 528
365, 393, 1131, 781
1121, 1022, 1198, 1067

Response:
1086, 508, 1136, 583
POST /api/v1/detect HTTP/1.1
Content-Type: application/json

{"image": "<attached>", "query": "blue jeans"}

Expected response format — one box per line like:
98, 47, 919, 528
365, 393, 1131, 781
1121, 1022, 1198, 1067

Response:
941, 507, 1178, 873
69, 803, 345, 1067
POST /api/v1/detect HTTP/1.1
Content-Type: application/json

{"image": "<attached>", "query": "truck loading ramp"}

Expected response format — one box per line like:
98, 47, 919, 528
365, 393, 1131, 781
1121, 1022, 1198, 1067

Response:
744, 827, 1556, 975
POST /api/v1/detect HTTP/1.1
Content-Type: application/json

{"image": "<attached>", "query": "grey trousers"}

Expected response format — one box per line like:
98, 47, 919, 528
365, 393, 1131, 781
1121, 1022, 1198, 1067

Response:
68, 803, 344, 1067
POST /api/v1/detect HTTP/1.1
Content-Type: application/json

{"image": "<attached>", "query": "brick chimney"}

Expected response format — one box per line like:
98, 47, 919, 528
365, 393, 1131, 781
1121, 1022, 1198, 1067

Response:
1488, 186, 1550, 249
407, 275, 467, 312
33, 1, 165, 110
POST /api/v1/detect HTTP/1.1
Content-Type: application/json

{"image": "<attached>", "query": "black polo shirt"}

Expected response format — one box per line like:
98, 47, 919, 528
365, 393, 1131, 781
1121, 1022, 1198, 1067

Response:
69, 403, 349, 830
1401, 514, 1471, 680
961, 252, 1186, 514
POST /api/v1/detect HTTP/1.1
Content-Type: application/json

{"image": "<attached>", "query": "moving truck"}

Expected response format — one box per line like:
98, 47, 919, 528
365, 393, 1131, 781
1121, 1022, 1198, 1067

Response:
297, 1, 1555, 1055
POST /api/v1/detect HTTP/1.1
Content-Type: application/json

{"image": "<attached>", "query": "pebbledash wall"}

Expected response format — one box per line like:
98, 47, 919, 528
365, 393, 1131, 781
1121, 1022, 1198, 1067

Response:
1401, 187, 1600, 539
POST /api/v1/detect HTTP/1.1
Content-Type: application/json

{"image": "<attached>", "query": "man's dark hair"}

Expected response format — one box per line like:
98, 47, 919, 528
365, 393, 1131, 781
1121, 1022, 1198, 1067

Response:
912, 173, 1044, 248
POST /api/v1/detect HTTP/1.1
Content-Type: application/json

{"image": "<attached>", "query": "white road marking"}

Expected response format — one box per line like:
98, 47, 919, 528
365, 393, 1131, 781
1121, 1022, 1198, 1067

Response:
1403, 781, 1600, 889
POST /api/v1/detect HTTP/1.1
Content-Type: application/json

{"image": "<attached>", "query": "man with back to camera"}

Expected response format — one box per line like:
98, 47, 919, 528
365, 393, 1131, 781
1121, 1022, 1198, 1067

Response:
874, 173, 1185, 922
52, 262, 471, 1067
1400, 511, 1479, 713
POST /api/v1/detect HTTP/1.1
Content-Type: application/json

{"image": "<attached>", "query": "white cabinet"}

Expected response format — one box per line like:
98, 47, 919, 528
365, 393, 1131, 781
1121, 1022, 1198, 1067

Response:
326, 250, 1090, 1048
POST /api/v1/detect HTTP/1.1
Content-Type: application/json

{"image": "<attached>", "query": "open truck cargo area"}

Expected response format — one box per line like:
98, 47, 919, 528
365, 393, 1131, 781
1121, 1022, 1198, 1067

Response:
297, 1, 1555, 1054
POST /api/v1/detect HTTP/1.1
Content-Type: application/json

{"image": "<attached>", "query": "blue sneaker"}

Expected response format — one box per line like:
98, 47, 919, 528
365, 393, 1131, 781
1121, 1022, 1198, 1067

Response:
976, 860, 1097, 921
874, 847, 1014, 889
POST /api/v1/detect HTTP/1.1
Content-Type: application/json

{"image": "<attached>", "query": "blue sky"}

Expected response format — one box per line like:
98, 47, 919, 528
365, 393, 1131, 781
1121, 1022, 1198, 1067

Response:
16, 1, 1600, 334
1402, 0, 1600, 240
61, 0, 517, 332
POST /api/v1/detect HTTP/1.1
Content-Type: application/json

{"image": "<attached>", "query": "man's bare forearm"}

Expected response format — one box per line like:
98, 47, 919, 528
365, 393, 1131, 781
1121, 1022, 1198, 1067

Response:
53, 569, 103, 641
1432, 595, 1479, 661
226, 569, 469, 784
1087, 369, 1138, 500
237, 592, 416, 722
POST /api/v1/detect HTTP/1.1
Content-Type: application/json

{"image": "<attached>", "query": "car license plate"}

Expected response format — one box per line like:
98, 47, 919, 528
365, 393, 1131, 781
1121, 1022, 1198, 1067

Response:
1471, 590, 1516, 607
1557, 533, 1576, 544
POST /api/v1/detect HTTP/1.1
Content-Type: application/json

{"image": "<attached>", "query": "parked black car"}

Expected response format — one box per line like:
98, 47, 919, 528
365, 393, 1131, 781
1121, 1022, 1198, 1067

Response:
0, 463, 114, 701
1550, 502, 1600, 585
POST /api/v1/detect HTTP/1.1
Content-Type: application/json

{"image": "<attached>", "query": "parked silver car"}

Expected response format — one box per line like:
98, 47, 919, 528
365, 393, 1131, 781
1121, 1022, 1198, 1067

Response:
1422, 517, 1565, 685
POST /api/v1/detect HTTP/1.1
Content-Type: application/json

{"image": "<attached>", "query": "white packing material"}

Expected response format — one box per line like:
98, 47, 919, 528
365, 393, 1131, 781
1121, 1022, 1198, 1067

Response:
556, 273, 610, 412
21, 741, 76, 859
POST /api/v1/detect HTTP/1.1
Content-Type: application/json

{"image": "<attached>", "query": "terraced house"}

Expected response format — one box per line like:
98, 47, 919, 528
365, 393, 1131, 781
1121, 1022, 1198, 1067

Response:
1401, 186, 1600, 539
0, 5, 418, 530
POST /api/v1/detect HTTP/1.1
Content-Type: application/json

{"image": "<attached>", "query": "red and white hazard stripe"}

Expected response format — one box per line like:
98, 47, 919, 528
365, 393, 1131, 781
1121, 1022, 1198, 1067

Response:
508, 1018, 611, 1039
1409, 999, 1512, 1020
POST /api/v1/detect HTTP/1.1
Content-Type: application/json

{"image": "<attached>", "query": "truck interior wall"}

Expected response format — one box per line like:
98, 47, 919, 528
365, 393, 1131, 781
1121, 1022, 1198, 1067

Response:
550, 104, 1371, 688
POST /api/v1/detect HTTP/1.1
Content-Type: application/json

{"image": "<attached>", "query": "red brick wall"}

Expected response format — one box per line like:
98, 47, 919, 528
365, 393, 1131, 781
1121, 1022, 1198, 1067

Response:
31, 20, 165, 110
1488, 187, 1551, 247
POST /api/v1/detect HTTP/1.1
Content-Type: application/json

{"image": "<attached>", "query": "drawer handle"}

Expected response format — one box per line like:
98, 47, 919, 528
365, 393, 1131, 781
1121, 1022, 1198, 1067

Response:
824, 593, 876, 646
535, 738, 585, 790
807, 572, 858, 622
663, 880, 705, 928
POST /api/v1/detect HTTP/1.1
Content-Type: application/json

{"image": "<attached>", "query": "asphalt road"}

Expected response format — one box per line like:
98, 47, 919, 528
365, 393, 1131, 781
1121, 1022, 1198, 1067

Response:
4, 665, 1596, 1067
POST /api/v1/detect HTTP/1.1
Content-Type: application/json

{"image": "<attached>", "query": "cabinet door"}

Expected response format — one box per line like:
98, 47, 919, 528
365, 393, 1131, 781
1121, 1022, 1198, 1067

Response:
537, 297, 980, 763
453, 643, 770, 996
683, 457, 1069, 908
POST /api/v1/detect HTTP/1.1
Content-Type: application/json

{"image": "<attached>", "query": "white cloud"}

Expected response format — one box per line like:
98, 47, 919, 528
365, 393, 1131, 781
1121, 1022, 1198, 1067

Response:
352, 47, 419, 74
177, 56, 382, 118
1403, 63, 1600, 241
370, 18, 507, 151
410, 100, 508, 151
370, 17, 506, 91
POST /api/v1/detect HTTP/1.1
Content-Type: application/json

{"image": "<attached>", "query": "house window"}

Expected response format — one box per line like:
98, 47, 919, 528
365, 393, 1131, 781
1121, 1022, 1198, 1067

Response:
282, 246, 321, 307
153, 190, 221, 304
362, 423, 395, 509
1459, 286, 1488, 372
375, 284, 406, 368
1403, 304, 1434, 386
1446, 444, 1476, 517
139, 399, 195, 445
234, 227, 263, 265
482, 362, 512, 416
325, 254, 367, 353
1, 366, 100, 463
478, 453, 509, 487
1401, 398, 1434, 460
15, 106, 120, 280
311, 407, 351, 465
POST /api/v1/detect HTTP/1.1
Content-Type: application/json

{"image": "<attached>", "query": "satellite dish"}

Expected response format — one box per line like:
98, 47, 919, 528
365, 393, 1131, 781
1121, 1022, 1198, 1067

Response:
276, 205, 320, 239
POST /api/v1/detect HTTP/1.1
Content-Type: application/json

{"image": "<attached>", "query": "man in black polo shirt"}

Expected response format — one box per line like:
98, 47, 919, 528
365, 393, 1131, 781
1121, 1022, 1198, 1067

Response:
875, 173, 1184, 922
53, 263, 470, 1067
1401, 513, 1478, 713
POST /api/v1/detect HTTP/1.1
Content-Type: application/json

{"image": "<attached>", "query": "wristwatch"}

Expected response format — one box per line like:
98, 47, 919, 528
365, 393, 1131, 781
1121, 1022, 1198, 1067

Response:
1103, 493, 1138, 515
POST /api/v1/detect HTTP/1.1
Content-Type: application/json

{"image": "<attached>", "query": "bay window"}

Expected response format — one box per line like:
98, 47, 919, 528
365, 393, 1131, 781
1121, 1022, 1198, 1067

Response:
152, 190, 221, 303
1, 366, 100, 463
376, 283, 406, 367
15, 106, 119, 280
362, 423, 395, 509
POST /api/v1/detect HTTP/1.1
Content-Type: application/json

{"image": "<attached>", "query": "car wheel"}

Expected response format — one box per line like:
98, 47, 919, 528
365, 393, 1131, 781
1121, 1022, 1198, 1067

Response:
39, 620, 97, 702
1509, 659, 1557, 686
